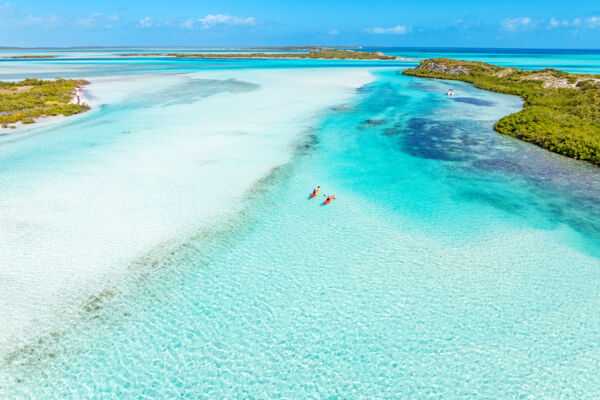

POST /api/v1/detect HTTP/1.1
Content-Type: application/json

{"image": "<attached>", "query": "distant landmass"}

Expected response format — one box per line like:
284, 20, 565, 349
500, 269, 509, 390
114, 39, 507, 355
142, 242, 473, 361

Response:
120, 49, 400, 60
2, 55, 55, 59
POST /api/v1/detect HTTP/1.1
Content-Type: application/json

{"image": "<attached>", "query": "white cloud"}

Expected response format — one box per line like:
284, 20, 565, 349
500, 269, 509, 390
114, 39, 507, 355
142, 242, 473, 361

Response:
180, 19, 193, 29
138, 16, 157, 28
500, 17, 534, 31
586, 16, 600, 28
202, 14, 255, 27
182, 14, 257, 29
501, 15, 600, 31
21, 14, 62, 28
2, 7, 259, 32
328, 29, 339, 35
548, 17, 584, 29
0, 5, 123, 30
447, 17, 483, 31
548, 17, 562, 28
1, 3, 62, 28
364, 25, 411, 35
75, 13, 120, 29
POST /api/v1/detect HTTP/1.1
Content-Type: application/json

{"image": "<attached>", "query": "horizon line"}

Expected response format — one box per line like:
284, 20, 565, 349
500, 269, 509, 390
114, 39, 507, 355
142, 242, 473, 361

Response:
1, 45, 600, 51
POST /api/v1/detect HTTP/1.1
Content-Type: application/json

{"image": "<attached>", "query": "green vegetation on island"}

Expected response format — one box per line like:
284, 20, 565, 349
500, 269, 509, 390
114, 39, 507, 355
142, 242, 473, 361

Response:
121, 49, 397, 60
404, 58, 600, 166
248, 46, 336, 50
0, 78, 89, 128
120, 53, 162, 57
4, 55, 56, 59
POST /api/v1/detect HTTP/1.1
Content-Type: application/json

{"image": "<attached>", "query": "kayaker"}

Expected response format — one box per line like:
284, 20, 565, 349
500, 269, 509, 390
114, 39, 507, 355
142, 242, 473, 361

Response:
323, 194, 335, 205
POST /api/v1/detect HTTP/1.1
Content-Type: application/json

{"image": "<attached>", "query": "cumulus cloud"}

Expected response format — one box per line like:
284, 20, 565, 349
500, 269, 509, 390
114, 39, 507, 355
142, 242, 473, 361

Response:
0, 3, 60, 28
500, 15, 600, 32
138, 16, 158, 28
500, 17, 535, 31
548, 17, 582, 28
548, 17, 565, 28
3, 6, 258, 31
587, 16, 600, 28
0, 6, 122, 30
364, 25, 411, 35
502, 15, 600, 31
181, 14, 257, 29
76, 13, 120, 29
22, 14, 63, 28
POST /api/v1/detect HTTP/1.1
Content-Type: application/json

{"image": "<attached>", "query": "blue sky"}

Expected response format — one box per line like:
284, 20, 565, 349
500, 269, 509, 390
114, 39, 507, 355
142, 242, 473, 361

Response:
1, 0, 600, 48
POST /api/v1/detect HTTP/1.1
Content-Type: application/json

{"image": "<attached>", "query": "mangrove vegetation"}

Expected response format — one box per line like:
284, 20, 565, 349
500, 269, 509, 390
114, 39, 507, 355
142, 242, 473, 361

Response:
0, 78, 89, 128
3, 55, 56, 59
121, 49, 398, 60
404, 58, 600, 166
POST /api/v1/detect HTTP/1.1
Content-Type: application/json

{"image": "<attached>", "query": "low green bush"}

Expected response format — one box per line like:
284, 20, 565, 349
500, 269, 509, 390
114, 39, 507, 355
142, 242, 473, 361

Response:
0, 78, 90, 126
161, 49, 396, 60
404, 59, 600, 165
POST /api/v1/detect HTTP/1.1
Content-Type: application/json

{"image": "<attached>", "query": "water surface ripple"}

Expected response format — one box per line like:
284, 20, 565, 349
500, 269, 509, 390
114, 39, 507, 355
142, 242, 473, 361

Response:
1, 53, 600, 399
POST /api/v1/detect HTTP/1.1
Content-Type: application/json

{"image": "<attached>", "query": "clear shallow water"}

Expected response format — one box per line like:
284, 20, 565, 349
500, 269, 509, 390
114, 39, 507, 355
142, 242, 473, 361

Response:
0, 65, 373, 351
1, 51, 600, 398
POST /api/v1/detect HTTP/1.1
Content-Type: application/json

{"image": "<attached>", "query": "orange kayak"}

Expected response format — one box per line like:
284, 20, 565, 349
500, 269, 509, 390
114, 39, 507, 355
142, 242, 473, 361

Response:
323, 195, 335, 204
310, 189, 319, 198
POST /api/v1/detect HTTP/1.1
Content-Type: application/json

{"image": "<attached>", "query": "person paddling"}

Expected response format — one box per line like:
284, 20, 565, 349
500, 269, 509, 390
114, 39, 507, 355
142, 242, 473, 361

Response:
323, 194, 335, 204
309, 186, 320, 198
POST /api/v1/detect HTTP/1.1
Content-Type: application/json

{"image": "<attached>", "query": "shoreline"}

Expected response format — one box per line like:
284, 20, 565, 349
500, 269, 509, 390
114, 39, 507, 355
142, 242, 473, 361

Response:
71, 87, 84, 105
0, 98, 90, 136
0, 82, 90, 133
404, 59, 600, 166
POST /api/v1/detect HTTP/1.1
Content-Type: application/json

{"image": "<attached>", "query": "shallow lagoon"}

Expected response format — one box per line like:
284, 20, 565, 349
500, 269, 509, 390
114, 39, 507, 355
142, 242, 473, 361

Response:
1, 51, 600, 398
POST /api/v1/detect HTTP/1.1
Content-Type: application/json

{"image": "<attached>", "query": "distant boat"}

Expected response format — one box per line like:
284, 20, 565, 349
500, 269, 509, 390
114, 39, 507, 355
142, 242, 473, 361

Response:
447, 89, 454, 96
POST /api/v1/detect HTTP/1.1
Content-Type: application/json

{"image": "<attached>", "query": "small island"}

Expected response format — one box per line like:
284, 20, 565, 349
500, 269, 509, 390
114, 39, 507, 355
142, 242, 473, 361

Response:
404, 59, 600, 166
121, 49, 399, 60
0, 78, 89, 129
3, 55, 56, 59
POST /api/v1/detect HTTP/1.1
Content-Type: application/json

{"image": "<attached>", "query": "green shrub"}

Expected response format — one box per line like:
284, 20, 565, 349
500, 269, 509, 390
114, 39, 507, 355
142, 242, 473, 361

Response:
161, 49, 396, 60
404, 59, 600, 166
0, 78, 89, 126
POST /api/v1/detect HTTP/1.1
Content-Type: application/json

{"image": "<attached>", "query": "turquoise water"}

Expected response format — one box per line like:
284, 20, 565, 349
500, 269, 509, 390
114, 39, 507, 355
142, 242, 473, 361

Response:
1, 51, 600, 398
